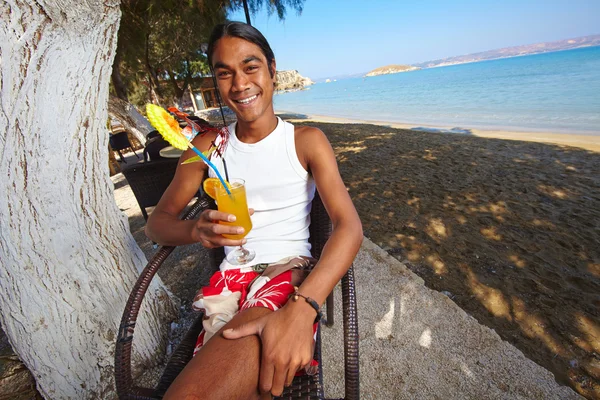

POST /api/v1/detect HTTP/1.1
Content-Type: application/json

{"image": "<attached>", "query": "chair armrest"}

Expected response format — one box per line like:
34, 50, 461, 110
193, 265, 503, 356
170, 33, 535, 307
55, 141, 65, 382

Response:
115, 196, 211, 399
341, 265, 359, 400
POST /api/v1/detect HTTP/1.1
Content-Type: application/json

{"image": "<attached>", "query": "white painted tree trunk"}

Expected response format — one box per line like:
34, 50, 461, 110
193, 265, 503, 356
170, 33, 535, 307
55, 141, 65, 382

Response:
0, 2, 176, 399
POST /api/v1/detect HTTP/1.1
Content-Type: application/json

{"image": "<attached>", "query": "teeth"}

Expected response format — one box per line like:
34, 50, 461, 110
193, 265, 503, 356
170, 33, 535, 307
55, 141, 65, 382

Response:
237, 95, 257, 104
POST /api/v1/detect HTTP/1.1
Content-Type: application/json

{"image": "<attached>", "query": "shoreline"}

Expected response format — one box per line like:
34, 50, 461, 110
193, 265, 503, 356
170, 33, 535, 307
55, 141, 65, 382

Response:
275, 110, 600, 153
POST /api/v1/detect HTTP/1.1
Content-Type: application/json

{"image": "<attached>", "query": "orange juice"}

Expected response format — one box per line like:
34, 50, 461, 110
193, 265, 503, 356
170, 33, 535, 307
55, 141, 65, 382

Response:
215, 179, 252, 240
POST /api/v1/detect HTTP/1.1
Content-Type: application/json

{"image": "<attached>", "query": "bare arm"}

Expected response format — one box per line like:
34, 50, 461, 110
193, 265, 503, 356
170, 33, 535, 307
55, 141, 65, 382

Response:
293, 126, 363, 304
223, 126, 363, 396
145, 133, 248, 248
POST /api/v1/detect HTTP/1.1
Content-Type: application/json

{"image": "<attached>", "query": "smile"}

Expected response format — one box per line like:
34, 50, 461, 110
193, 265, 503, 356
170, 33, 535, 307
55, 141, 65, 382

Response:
235, 94, 258, 104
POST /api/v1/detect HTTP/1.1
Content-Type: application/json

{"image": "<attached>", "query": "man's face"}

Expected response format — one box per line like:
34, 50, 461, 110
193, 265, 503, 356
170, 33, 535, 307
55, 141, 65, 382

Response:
211, 36, 276, 124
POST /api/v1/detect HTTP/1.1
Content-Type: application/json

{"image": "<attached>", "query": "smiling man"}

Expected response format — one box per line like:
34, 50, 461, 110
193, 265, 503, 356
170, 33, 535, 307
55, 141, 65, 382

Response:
146, 21, 362, 399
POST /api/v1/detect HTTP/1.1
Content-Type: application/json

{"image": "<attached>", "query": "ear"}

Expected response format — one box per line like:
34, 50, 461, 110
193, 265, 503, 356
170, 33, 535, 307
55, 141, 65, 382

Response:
270, 59, 277, 79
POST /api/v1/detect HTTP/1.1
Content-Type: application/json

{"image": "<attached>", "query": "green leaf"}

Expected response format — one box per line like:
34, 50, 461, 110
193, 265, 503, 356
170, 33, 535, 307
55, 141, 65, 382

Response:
181, 155, 203, 164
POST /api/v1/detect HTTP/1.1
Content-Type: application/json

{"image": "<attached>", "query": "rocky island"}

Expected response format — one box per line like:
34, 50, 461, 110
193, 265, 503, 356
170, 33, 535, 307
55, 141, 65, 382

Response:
275, 70, 314, 92
414, 34, 600, 68
364, 64, 420, 77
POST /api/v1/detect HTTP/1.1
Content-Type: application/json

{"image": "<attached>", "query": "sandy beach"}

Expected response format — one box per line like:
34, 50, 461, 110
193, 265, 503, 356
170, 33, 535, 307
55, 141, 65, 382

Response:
5, 114, 595, 398
278, 111, 600, 152
275, 113, 599, 398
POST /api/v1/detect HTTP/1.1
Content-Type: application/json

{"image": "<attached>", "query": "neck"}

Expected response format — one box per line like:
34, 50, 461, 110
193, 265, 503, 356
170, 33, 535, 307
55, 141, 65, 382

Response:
235, 112, 278, 144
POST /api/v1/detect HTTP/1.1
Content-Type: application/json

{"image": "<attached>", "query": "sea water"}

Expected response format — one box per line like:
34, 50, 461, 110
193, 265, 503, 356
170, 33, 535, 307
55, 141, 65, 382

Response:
274, 46, 600, 135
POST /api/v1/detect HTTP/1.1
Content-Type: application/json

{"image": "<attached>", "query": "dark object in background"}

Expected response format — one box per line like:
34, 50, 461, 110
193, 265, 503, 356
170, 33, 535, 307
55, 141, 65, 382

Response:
121, 158, 179, 221
143, 130, 170, 162
110, 131, 139, 163
187, 115, 210, 126
177, 115, 211, 128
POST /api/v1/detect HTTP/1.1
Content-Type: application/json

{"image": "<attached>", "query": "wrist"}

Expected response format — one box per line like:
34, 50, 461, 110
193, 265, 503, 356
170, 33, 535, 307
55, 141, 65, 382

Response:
287, 287, 322, 323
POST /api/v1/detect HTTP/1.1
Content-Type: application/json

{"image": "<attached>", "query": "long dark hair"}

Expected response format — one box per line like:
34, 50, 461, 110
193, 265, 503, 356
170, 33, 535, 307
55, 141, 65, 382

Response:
207, 21, 276, 77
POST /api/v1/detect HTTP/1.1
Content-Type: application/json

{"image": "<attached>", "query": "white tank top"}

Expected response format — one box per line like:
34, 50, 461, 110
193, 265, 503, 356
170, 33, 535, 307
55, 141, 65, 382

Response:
208, 117, 316, 270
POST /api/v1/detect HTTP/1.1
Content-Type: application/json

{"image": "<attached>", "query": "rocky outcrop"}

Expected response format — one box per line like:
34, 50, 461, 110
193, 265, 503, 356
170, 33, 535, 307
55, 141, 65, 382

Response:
275, 70, 314, 91
364, 64, 420, 77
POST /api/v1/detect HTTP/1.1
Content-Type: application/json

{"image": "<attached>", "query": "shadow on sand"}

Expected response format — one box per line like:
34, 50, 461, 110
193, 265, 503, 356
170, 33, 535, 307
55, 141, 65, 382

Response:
292, 120, 599, 398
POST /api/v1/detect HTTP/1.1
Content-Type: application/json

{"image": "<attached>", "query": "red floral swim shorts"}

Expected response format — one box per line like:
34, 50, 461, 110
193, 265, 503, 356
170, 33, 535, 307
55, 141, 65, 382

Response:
191, 256, 319, 374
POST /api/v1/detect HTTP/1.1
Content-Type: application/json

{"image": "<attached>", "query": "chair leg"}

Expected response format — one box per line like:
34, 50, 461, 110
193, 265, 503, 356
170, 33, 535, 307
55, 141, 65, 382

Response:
141, 208, 148, 221
132, 148, 140, 159
325, 291, 334, 327
117, 150, 126, 163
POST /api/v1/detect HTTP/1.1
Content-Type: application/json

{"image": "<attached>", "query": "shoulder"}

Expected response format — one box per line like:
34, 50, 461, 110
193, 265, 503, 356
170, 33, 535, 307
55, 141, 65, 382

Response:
294, 124, 322, 136
294, 125, 329, 148
293, 124, 334, 168
191, 130, 219, 148
179, 130, 219, 169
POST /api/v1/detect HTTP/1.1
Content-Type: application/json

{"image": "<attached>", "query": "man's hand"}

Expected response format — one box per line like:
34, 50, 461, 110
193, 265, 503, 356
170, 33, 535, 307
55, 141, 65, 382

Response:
222, 302, 316, 396
192, 208, 254, 248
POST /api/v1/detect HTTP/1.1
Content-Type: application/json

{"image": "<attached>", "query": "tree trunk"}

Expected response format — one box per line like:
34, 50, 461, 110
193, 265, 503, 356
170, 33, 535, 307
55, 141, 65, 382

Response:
169, 73, 186, 106
0, 2, 176, 399
144, 33, 163, 103
111, 49, 129, 101
169, 63, 192, 108
108, 96, 153, 145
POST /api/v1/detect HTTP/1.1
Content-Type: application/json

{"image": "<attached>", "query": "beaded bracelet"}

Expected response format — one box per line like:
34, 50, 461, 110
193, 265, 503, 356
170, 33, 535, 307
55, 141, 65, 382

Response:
289, 287, 322, 323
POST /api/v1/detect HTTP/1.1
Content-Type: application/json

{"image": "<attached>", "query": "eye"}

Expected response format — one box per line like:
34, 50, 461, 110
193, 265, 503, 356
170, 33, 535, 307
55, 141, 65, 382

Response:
217, 70, 231, 78
246, 65, 259, 73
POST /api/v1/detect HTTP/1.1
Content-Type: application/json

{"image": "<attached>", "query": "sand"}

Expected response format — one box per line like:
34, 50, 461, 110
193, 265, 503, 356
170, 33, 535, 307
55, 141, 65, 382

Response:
109, 115, 600, 399
279, 112, 600, 153
3, 116, 597, 398
111, 167, 583, 400
321, 238, 582, 400
276, 114, 599, 398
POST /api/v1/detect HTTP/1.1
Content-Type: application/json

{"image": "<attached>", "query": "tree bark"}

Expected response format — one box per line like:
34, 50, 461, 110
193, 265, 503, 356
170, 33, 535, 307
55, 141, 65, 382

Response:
0, 1, 176, 398
144, 32, 163, 104
169, 73, 185, 104
111, 48, 129, 101
169, 73, 191, 109
108, 96, 153, 145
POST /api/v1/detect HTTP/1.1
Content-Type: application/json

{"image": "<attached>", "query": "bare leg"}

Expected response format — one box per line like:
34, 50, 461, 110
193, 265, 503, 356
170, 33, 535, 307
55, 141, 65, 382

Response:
163, 307, 272, 400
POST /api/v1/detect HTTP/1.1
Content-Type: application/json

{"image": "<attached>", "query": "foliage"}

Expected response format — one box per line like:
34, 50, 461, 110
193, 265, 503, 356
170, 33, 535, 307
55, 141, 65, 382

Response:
112, 0, 222, 106
226, 0, 304, 20
112, 0, 305, 108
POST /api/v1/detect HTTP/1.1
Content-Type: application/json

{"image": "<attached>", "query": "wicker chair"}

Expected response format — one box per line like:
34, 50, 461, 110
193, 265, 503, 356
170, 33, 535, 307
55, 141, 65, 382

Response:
121, 159, 180, 221
115, 192, 360, 399
110, 131, 140, 163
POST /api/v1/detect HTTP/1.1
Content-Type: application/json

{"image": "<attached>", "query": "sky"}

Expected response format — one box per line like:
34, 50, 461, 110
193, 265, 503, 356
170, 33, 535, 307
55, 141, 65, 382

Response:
228, 0, 600, 81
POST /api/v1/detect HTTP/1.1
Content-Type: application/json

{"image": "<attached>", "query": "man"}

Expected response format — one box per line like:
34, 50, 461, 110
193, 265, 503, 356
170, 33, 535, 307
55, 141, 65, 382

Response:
146, 21, 362, 399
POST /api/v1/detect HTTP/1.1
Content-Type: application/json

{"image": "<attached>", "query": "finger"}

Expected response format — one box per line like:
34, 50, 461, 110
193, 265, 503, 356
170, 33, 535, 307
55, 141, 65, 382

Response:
285, 364, 297, 387
221, 238, 247, 247
248, 208, 255, 216
270, 365, 288, 396
259, 354, 275, 394
211, 223, 245, 237
199, 238, 213, 248
204, 209, 236, 222
222, 320, 262, 340
200, 236, 246, 249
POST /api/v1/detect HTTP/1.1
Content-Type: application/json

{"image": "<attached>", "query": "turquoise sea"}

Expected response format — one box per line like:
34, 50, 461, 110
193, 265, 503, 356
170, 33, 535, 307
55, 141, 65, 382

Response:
273, 46, 600, 135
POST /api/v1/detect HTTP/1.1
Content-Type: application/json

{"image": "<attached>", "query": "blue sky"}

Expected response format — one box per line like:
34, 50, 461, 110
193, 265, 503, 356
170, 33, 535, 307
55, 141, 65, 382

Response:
228, 0, 600, 80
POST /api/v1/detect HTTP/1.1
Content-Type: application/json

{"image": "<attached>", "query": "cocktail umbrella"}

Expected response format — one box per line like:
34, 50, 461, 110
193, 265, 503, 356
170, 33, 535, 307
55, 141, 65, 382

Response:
146, 104, 231, 194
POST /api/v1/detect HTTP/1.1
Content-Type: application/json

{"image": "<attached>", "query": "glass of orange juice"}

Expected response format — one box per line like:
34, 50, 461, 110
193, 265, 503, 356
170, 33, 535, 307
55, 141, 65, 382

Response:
214, 178, 255, 265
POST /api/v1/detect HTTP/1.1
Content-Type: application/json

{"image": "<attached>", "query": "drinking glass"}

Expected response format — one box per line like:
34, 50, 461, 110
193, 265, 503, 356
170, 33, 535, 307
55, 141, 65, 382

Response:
215, 178, 255, 265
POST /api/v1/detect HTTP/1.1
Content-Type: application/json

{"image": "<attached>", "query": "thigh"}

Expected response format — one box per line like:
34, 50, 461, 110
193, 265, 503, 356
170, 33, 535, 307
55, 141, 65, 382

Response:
163, 307, 272, 400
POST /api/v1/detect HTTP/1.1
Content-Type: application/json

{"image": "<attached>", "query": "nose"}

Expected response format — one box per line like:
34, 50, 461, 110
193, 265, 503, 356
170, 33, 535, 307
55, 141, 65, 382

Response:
231, 72, 251, 92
